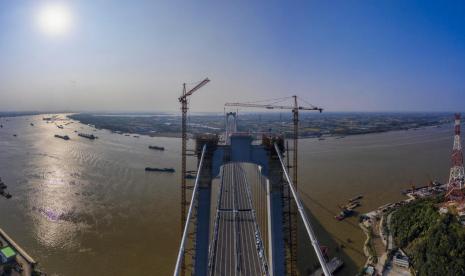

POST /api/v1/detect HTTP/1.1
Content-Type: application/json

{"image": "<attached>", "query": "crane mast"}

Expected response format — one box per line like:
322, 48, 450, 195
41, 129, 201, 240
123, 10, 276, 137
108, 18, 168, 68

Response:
178, 78, 210, 276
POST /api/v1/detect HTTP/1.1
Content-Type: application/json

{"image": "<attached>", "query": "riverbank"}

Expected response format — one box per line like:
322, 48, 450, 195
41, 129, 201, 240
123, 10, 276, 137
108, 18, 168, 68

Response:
0, 112, 48, 118
358, 182, 448, 275
389, 196, 465, 275
359, 204, 411, 275
0, 227, 40, 276
0, 114, 455, 275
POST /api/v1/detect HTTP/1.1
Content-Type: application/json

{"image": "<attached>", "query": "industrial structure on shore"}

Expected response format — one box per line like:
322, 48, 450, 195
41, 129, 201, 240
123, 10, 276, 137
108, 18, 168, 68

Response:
446, 113, 465, 202
174, 78, 337, 276
441, 113, 465, 226
0, 180, 38, 275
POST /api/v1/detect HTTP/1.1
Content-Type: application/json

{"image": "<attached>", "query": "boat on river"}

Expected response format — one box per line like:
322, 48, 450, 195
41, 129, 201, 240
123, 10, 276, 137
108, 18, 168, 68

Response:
0, 178, 11, 199
54, 135, 70, 140
78, 133, 97, 140
148, 145, 165, 151
0, 191, 12, 199
348, 194, 363, 203
346, 201, 360, 209
336, 200, 361, 221
145, 167, 175, 173
335, 208, 353, 221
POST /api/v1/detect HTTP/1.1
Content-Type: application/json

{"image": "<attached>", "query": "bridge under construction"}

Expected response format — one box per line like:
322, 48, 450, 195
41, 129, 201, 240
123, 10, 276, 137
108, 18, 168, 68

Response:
174, 79, 338, 276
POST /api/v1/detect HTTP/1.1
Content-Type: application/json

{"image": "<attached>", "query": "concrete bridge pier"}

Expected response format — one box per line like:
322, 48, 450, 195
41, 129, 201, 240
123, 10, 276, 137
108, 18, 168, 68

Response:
194, 134, 218, 275
263, 135, 286, 276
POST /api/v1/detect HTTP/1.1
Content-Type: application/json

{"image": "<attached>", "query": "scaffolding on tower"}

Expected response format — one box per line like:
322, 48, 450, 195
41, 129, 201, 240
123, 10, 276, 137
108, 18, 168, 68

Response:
178, 78, 210, 276
446, 113, 465, 202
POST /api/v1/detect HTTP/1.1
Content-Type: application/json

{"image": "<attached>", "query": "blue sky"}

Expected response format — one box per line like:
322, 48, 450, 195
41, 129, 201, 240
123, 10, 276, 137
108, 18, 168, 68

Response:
0, 0, 464, 112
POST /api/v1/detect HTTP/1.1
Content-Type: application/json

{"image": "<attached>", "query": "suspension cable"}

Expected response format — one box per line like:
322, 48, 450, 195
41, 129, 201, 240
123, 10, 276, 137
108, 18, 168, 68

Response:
173, 144, 207, 276
273, 143, 332, 276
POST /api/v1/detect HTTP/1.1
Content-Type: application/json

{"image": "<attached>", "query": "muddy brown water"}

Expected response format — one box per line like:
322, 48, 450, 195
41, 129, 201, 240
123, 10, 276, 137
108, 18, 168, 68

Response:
0, 115, 453, 275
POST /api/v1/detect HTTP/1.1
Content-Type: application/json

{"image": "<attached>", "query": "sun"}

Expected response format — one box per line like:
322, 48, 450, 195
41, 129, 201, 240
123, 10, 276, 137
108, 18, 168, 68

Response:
37, 3, 73, 36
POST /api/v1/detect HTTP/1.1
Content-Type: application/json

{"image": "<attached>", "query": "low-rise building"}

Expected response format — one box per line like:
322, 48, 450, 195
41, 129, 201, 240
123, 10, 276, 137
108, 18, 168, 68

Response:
393, 251, 409, 268
0, 246, 16, 264
439, 206, 448, 215
364, 265, 375, 275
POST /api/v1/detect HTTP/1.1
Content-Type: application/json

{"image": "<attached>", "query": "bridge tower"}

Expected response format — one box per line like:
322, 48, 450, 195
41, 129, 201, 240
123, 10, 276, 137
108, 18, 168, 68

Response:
225, 111, 237, 144
193, 134, 218, 275
446, 113, 465, 201
224, 97, 323, 275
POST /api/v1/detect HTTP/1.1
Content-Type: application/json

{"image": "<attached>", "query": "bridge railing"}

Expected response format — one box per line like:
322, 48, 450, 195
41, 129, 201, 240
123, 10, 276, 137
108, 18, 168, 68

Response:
274, 143, 332, 276
207, 166, 224, 274
173, 144, 207, 276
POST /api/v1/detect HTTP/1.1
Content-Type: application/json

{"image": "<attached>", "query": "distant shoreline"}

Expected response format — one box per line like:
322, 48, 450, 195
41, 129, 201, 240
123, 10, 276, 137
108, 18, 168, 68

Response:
0, 111, 50, 118
66, 113, 452, 139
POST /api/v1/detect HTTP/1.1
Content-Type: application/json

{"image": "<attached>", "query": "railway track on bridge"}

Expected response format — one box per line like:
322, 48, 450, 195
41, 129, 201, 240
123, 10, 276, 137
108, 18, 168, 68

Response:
209, 163, 269, 276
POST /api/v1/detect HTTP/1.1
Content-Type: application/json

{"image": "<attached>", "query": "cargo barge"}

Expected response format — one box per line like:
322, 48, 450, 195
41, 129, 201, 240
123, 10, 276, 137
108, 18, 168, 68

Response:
54, 135, 70, 140
145, 167, 175, 173
148, 145, 165, 151
78, 133, 97, 140
0, 178, 11, 199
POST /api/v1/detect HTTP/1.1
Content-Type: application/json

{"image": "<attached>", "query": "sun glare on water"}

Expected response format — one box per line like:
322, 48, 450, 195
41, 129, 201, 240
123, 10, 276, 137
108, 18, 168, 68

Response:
37, 3, 73, 36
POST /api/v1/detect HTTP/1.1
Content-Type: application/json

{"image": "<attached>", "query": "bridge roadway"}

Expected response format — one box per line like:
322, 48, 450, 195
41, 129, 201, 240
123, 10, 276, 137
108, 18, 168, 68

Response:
209, 162, 268, 276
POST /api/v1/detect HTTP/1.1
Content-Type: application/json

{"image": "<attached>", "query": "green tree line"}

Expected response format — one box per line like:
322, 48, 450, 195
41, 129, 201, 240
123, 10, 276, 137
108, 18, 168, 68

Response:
391, 198, 465, 275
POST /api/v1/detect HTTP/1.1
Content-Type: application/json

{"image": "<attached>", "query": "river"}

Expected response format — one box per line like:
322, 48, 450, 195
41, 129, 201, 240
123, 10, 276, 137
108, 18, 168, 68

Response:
0, 114, 454, 275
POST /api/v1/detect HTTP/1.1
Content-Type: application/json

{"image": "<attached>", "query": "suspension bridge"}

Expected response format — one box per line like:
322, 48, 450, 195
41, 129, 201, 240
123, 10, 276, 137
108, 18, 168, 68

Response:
174, 79, 340, 276
174, 116, 343, 276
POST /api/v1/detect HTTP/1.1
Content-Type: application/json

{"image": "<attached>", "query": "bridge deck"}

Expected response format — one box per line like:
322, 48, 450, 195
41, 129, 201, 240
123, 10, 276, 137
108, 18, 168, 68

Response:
209, 163, 267, 275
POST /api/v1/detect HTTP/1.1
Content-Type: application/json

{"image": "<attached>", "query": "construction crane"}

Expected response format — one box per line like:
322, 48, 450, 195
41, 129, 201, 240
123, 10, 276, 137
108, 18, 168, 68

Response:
225, 95, 322, 186
225, 95, 322, 275
178, 77, 210, 276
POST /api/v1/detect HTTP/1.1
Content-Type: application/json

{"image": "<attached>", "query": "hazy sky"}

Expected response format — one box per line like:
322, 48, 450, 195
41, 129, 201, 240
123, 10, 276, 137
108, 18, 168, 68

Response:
1, 0, 464, 112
